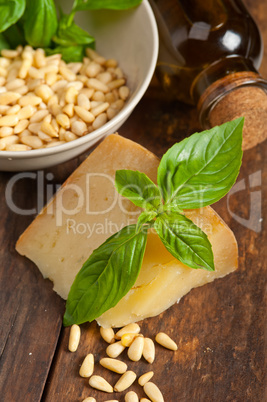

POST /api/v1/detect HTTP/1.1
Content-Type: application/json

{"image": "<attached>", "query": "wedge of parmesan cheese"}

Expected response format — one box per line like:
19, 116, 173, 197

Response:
16, 134, 238, 328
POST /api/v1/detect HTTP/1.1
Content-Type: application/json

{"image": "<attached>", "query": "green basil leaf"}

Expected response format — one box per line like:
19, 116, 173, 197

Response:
0, 0, 25, 33
154, 212, 214, 271
63, 224, 147, 326
136, 210, 157, 231
0, 34, 10, 50
115, 170, 161, 210
3, 21, 26, 48
23, 0, 58, 47
53, 13, 95, 47
45, 45, 85, 63
72, 0, 142, 12
157, 118, 243, 209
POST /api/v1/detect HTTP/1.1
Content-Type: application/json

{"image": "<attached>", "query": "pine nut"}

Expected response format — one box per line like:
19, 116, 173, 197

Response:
30, 109, 49, 123
51, 79, 68, 92
92, 90, 105, 102
79, 353, 94, 378
100, 327, 115, 344
74, 106, 95, 123
0, 92, 21, 105
119, 86, 130, 100
0, 115, 19, 127
19, 59, 32, 79
0, 67, 7, 77
66, 80, 84, 91
97, 72, 113, 85
0, 135, 19, 149
28, 123, 42, 134
38, 130, 53, 142
6, 104, 21, 115
143, 338, 155, 364
143, 382, 164, 402
18, 105, 36, 120
86, 62, 102, 78
80, 88, 94, 99
62, 103, 74, 117
105, 58, 118, 68
82, 398, 96, 402
6, 143, 31, 151
155, 332, 177, 351
56, 113, 70, 129
28, 66, 44, 79
0, 105, 9, 114
114, 370, 137, 392
1, 49, 19, 58
125, 391, 139, 402
14, 119, 29, 134
35, 84, 54, 102
100, 357, 127, 374
67, 62, 82, 74
77, 93, 90, 110
65, 86, 78, 103
64, 131, 77, 142
27, 79, 43, 91
14, 85, 29, 95
71, 120, 87, 136
6, 79, 25, 90
21, 135, 43, 149
87, 78, 109, 93
128, 336, 144, 362
41, 121, 58, 137
116, 323, 141, 339
115, 67, 124, 79
45, 140, 66, 147
121, 333, 140, 347
0, 76, 6, 85
19, 129, 31, 138
68, 324, 81, 352
91, 102, 109, 117
106, 341, 125, 358
59, 65, 76, 81
0, 127, 13, 137
34, 49, 46, 68
89, 375, 113, 393
140, 399, 152, 402
19, 94, 42, 107
138, 372, 154, 387
46, 72, 58, 86
108, 78, 125, 90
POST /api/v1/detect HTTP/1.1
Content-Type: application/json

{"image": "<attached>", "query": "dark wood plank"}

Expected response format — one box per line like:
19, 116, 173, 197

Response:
1, 0, 266, 401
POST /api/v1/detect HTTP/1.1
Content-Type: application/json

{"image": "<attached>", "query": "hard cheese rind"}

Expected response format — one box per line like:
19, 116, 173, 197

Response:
16, 134, 238, 327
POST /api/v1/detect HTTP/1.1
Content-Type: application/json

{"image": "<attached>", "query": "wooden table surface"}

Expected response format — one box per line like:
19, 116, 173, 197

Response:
0, 1, 266, 401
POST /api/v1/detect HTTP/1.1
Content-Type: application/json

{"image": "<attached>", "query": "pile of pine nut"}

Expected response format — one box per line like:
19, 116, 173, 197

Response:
0, 46, 130, 151
68, 322, 178, 402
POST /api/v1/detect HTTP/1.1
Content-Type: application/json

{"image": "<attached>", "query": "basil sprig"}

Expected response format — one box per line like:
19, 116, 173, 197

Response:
64, 118, 243, 326
0, 0, 142, 62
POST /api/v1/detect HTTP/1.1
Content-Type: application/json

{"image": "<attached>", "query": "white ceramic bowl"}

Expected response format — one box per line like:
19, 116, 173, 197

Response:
0, 0, 158, 171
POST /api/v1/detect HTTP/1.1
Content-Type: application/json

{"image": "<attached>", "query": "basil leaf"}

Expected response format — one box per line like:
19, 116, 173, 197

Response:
0, 34, 10, 50
72, 0, 142, 12
154, 212, 214, 271
0, 0, 25, 33
63, 224, 147, 326
45, 45, 85, 63
136, 210, 157, 231
2, 22, 26, 48
23, 0, 58, 47
158, 118, 243, 209
53, 13, 95, 47
115, 170, 161, 210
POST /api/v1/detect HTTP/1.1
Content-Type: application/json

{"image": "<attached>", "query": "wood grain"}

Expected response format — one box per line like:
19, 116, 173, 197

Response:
0, 0, 266, 401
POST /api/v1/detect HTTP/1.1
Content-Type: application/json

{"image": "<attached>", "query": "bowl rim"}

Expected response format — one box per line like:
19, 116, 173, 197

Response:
0, 0, 159, 160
